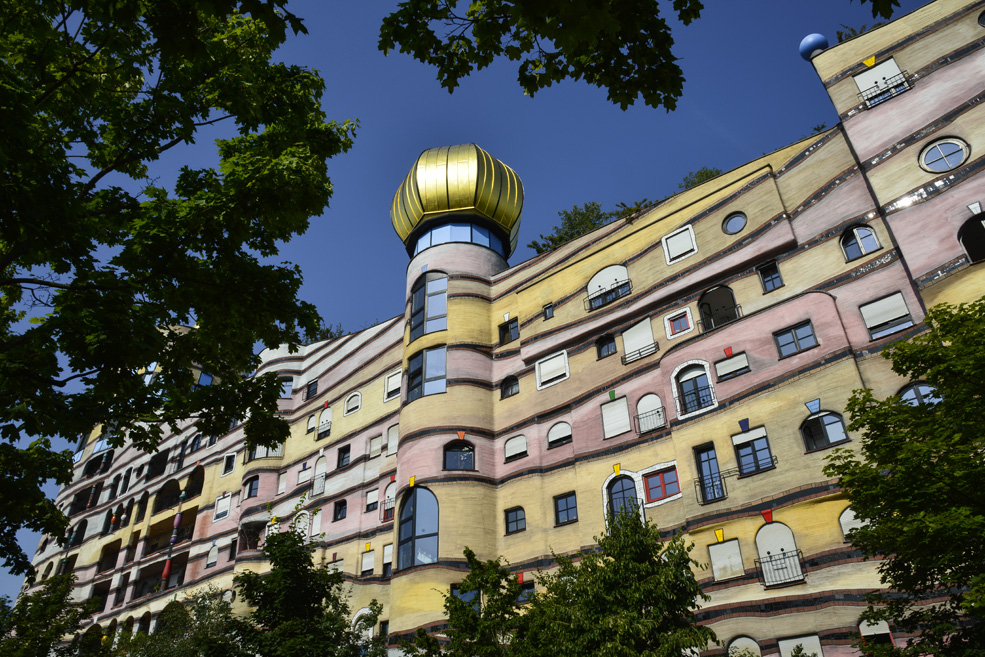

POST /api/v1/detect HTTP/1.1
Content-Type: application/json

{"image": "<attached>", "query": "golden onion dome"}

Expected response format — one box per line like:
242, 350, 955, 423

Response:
391, 144, 524, 257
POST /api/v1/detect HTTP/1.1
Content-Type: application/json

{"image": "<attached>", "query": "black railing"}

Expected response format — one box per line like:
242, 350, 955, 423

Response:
738, 454, 779, 476
698, 305, 742, 332
585, 280, 632, 311
634, 407, 666, 434
858, 72, 910, 108
318, 421, 332, 440
621, 342, 657, 364
755, 549, 805, 586
693, 471, 730, 504
680, 385, 715, 415
382, 498, 395, 522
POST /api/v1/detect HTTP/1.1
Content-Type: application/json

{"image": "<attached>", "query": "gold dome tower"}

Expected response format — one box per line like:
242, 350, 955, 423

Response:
391, 144, 524, 258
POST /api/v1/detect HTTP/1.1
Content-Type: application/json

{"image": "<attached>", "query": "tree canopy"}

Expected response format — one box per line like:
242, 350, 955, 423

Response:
824, 297, 985, 656
0, 0, 353, 575
0, 574, 92, 657
380, 0, 900, 110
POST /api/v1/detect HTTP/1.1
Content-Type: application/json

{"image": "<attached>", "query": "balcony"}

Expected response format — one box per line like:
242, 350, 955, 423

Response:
858, 72, 910, 108
698, 304, 742, 332
317, 420, 332, 440
382, 498, 395, 522
634, 407, 666, 434
621, 342, 657, 365
584, 279, 632, 311
693, 471, 729, 505
755, 549, 805, 587
679, 385, 715, 415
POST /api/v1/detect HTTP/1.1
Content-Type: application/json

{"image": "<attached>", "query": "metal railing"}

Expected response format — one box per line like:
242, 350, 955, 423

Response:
680, 385, 715, 415
698, 304, 742, 332
693, 471, 729, 504
585, 279, 632, 311
858, 72, 910, 108
318, 421, 332, 440
634, 407, 666, 434
382, 498, 395, 522
755, 549, 805, 586
621, 342, 658, 364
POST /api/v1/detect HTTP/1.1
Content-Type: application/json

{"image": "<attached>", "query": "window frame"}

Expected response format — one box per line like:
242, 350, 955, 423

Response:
279, 377, 293, 398
860, 292, 914, 340
732, 427, 776, 477
397, 488, 439, 570
662, 225, 698, 264
899, 382, 940, 406
407, 346, 447, 402
244, 477, 259, 499
722, 212, 747, 235
499, 318, 519, 345
505, 507, 526, 535
500, 376, 519, 399
543, 303, 555, 320
443, 442, 475, 471
337, 445, 350, 469
333, 499, 347, 522
673, 362, 717, 418
595, 334, 617, 359
535, 351, 569, 390
504, 435, 528, 462
644, 468, 680, 503
213, 494, 231, 521
409, 272, 448, 342
841, 225, 881, 262
303, 380, 318, 400
801, 411, 850, 452
344, 392, 361, 415
774, 321, 819, 358
919, 137, 969, 173
221, 453, 236, 476
384, 369, 402, 402
758, 261, 783, 293
553, 491, 578, 526
664, 308, 694, 339
547, 422, 573, 449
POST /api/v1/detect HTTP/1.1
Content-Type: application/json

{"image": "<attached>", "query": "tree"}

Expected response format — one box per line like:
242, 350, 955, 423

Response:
527, 202, 612, 254
379, 0, 900, 111
233, 518, 385, 657
824, 297, 985, 657
0, 574, 92, 657
301, 320, 347, 346
678, 167, 723, 192
0, 0, 355, 575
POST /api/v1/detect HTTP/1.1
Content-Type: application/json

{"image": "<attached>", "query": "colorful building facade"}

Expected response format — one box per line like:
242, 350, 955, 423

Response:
29, 0, 985, 653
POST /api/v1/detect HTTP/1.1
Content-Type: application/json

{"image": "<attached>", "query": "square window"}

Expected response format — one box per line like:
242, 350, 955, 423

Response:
337, 446, 350, 469
366, 489, 379, 512
554, 492, 578, 526
333, 500, 347, 521
708, 539, 744, 581
543, 303, 554, 320
518, 581, 535, 603
774, 321, 818, 358
596, 335, 617, 359
860, 292, 913, 340
499, 318, 519, 345
304, 380, 318, 400
451, 585, 480, 611
535, 352, 569, 389
669, 314, 689, 334
758, 262, 783, 292
644, 468, 680, 502
732, 428, 774, 476
665, 308, 695, 339
662, 226, 697, 264
505, 507, 526, 534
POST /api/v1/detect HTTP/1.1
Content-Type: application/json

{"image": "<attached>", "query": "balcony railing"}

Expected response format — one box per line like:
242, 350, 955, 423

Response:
755, 549, 805, 587
680, 385, 715, 415
698, 304, 742, 332
382, 498, 395, 522
584, 279, 632, 311
317, 421, 332, 440
621, 342, 658, 364
693, 471, 729, 504
858, 72, 910, 108
634, 407, 666, 434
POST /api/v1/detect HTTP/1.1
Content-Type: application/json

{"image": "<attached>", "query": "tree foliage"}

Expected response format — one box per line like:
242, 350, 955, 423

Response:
379, 0, 900, 110
824, 297, 985, 657
526, 202, 611, 254
0, 0, 354, 575
678, 167, 723, 192
0, 574, 92, 657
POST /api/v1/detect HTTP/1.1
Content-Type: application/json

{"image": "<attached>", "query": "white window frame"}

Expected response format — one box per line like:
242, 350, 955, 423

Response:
535, 351, 569, 390
600, 397, 631, 439
344, 392, 361, 416
504, 435, 528, 462
386, 425, 398, 456
213, 494, 231, 521
637, 460, 682, 508
662, 225, 697, 264
859, 292, 913, 340
708, 539, 744, 581
671, 360, 718, 419
599, 468, 645, 522
664, 307, 695, 339
279, 377, 294, 399
384, 369, 402, 402
277, 472, 286, 495
297, 462, 313, 484
369, 435, 383, 458
221, 453, 236, 476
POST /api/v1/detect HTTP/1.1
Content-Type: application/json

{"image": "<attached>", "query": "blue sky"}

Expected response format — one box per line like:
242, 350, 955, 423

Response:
1, 0, 928, 602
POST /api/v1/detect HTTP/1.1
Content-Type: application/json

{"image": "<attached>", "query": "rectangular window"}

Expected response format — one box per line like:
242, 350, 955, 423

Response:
662, 225, 697, 264
279, 378, 293, 398
337, 445, 350, 469
197, 372, 213, 388
277, 473, 286, 495
369, 435, 383, 458
708, 539, 744, 581
407, 346, 447, 402
860, 292, 913, 339
304, 380, 318, 400
451, 585, 480, 612
665, 308, 694, 339
554, 492, 578, 526
695, 444, 725, 504
366, 489, 379, 512
222, 453, 236, 475
732, 427, 774, 476
505, 507, 525, 534
758, 262, 783, 292
499, 318, 519, 345
601, 397, 631, 439
644, 468, 680, 502
297, 463, 312, 483
714, 353, 750, 381
382, 544, 393, 578
386, 425, 398, 456
621, 318, 656, 363
543, 303, 554, 320
333, 500, 347, 521
361, 550, 375, 576
214, 495, 231, 521
229, 539, 237, 560
384, 370, 402, 401
774, 321, 818, 358
317, 413, 331, 440
535, 351, 569, 389
518, 581, 535, 604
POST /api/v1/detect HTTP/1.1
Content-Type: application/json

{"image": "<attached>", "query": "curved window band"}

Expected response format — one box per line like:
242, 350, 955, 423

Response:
413, 222, 506, 258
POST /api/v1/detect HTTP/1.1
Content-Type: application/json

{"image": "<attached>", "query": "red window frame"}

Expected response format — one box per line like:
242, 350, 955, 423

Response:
644, 468, 680, 502
669, 313, 690, 335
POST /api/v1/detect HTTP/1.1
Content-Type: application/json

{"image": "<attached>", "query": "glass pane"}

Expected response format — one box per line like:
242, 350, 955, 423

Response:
794, 324, 817, 348
426, 317, 447, 333
399, 543, 412, 569
776, 332, 796, 356
858, 228, 879, 253
822, 414, 847, 443
425, 348, 446, 378
490, 232, 503, 256
427, 293, 446, 318
415, 536, 438, 564
472, 225, 490, 247
450, 223, 471, 241
843, 236, 862, 260
424, 378, 446, 395
416, 491, 439, 535
432, 224, 451, 245
427, 277, 447, 293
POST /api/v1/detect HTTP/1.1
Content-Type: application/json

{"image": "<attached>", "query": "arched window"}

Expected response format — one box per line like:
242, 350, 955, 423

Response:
312, 456, 328, 495
596, 335, 617, 359
184, 466, 204, 500
755, 522, 804, 586
547, 422, 572, 448
41, 562, 53, 581
344, 392, 361, 415
69, 520, 87, 547
636, 394, 666, 433
206, 545, 219, 568
674, 363, 716, 416
500, 376, 519, 399
586, 265, 631, 310
504, 435, 527, 462
899, 382, 940, 406
444, 443, 474, 470
101, 509, 114, 535
318, 408, 333, 439
801, 412, 849, 451
958, 215, 985, 263
397, 488, 439, 569
607, 476, 639, 519
306, 414, 316, 433
728, 637, 762, 657
839, 506, 869, 540
152, 479, 182, 514
292, 511, 310, 538
409, 272, 448, 341
698, 286, 740, 331
841, 225, 880, 261
244, 476, 260, 499
382, 482, 396, 521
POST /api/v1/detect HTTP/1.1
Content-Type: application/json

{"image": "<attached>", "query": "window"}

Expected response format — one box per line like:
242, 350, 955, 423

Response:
366, 489, 379, 512
398, 488, 439, 569
635, 394, 666, 433
675, 364, 716, 416
196, 371, 213, 388
535, 351, 568, 389
504, 435, 527, 462
774, 321, 818, 357
386, 425, 398, 456
698, 286, 740, 331
607, 476, 638, 518
444, 443, 474, 470
337, 445, 350, 469
662, 225, 697, 264
695, 444, 725, 504
318, 409, 332, 440
407, 346, 447, 401
841, 225, 880, 261
518, 581, 535, 604
728, 638, 762, 657
189, 435, 201, 453
206, 545, 219, 568
920, 138, 968, 173
344, 392, 361, 415
221, 453, 235, 475
860, 292, 913, 339
369, 435, 383, 458
543, 303, 554, 320
499, 318, 519, 345
723, 212, 747, 235
214, 495, 231, 520
601, 397, 631, 439
708, 540, 744, 581
665, 309, 693, 338
853, 56, 909, 108
306, 414, 316, 434
777, 635, 821, 657
333, 500, 347, 521
382, 544, 393, 577
839, 506, 869, 540
277, 472, 286, 495
304, 380, 318, 400
586, 265, 631, 310
384, 370, 402, 401
361, 550, 375, 576
409, 272, 448, 341
297, 462, 312, 483
279, 378, 293, 398
244, 477, 259, 499
554, 492, 577, 526
547, 422, 572, 448
500, 376, 519, 399
621, 318, 656, 363
758, 261, 783, 292
644, 468, 680, 502
801, 412, 849, 451
596, 335, 617, 359
715, 353, 750, 380
451, 584, 480, 612
899, 382, 940, 406
860, 620, 894, 648
383, 482, 396, 521
958, 215, 985, 263
505, 507, 525, 534
733, 427, 775, 476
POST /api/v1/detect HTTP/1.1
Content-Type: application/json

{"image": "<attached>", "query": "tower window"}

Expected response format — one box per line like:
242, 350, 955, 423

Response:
409, 273, 448, 342
407, 346, 447, 401
499, 318, 519, 345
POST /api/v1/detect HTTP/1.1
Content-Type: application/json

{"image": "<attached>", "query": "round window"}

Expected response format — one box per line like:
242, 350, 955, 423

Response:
920, 138, 969, 173
722, 213, 747, 235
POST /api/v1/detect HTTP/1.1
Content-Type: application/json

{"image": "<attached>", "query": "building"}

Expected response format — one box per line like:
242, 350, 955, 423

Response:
28, 0, 985, 653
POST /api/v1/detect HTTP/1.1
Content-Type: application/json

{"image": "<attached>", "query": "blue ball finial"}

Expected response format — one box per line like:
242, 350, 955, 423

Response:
799, 33, 829, 61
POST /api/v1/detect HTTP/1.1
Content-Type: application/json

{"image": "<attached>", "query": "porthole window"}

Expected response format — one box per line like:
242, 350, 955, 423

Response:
722, 213, 747, 235
920, 138, 969, 173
